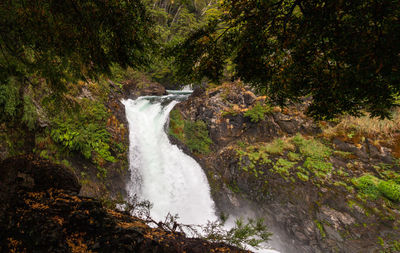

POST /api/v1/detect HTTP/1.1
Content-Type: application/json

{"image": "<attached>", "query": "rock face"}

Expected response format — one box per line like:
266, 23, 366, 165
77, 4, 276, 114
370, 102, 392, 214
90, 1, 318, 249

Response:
0, 156, 247, 253
121, 78, 166, 98
170, 82, 400, 253
0, 155, 81, 221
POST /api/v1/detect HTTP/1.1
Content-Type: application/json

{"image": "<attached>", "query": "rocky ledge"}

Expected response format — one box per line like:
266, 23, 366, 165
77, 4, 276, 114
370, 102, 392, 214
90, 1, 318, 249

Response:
169, 82, 400, 253
0, 156, 247, 253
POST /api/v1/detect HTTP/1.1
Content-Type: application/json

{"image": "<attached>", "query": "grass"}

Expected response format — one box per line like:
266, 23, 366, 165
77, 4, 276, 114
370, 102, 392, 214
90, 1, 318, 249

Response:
272, 158, 296, 179
263, 138, 294, 155
292, 134, 332, 159
323, 108, 400, 139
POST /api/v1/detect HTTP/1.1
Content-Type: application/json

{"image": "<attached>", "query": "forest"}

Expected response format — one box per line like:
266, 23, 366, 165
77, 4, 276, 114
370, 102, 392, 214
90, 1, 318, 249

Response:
1, 0, 400, 252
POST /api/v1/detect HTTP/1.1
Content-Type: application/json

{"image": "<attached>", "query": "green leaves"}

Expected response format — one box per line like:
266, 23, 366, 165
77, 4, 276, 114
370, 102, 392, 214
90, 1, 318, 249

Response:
0, 0, 154, 90
169, 109, 212, 154
183, 120, 212, 154
203, 217, 272, 250
243, 102, 272, 123
50, 99, 115, 165
0, 77, 20, 118
173, 0, 400, 119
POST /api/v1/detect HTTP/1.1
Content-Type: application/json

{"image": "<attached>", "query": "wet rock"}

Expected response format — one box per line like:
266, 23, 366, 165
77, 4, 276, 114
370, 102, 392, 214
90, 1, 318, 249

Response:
140, 82, 166, 96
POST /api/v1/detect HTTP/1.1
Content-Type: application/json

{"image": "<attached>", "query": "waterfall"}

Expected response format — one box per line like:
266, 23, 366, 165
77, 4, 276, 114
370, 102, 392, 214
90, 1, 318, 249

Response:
122, 93, 280, 253
122, 94, 217, 225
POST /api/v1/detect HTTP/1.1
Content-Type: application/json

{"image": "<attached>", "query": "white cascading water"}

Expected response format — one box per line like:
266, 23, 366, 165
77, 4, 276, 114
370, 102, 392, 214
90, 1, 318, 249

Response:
123, 92, 280, 253
122, 94, 217, 224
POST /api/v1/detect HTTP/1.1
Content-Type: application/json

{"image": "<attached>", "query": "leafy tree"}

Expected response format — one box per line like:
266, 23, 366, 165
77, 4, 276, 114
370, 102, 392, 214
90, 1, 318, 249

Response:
0, 0, 154, 87
0, 0, 154, 127
144, 0, 219, 87
173, 0, 400, 119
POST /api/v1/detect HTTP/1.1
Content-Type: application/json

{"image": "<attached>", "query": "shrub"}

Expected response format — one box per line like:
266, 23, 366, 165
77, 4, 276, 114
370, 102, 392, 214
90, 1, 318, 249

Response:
0, 77, 20, 118
377, 180, 400, 202
244, 102, 272, 123
184, 120, 212, 154
168, 109, 185, 141
22, 94, 38, 130
50, 99, 115, 165
168, 109, 212, 154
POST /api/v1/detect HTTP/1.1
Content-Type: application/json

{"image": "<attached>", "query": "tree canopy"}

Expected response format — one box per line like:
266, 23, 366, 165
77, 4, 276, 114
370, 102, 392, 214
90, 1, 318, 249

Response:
172, 0, 400, 119
0, 0, 154, 89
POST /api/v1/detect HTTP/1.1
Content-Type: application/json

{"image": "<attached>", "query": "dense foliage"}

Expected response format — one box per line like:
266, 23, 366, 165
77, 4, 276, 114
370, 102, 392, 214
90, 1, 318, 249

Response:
172, 0, 400, 119
143, 0, 218, 87
0, 0, 153, 87
50, 99, 115, 165
0, 0, 155, 131
169, 109, 212, 154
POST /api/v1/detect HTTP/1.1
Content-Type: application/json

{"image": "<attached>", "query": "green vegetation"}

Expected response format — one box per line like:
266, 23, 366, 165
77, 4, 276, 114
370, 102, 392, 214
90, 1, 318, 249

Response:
296, 172, 309, 182
287, 151, 301, 161
0, 0, 153, 92
379, 239, 400, 253
353, 174, 400, 203
50, 99, 115, 166
204, 218, 272, 250
243, 102, 272, 123
378, 181, 400, 202
0, 77, 20, 119
292, 134, 332, 160
21, 92, 38, 131
173, 0, 400, 119
236, 143, 272, 177
184, 120, 212, 154
168, 109, 212, 154
264, 138, 293, 155
352, 175, 381, 200
169, 109, 185, 141
303, 158, 333, 176
145, 0, 219, 87
272, 158, 296, 180
235, 135, 336, 182
314, 220, 326, 238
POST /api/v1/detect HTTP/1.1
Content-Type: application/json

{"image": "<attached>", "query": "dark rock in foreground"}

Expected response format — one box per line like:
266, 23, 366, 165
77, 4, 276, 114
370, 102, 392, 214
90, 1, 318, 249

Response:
0, 156, 247, 253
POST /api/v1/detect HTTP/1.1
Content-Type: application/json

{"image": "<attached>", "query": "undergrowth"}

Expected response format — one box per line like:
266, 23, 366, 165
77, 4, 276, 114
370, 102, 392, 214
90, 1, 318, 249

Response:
169, 109, 212, 154
50, 98, 116, 167
244, 102, 272, 123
